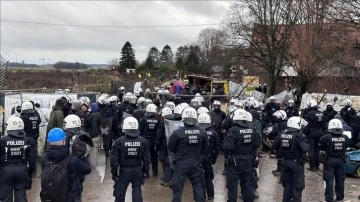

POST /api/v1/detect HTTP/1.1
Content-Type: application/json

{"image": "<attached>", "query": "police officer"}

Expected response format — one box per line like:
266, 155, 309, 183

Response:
265, 96, 280, 125
0, 117, 36, 202
124, 95, 138, 115
223, 109, 260, 202
340, 99, 356, 125
271, 110, 288, 175
97, 94, 113, 157
284, 100, 299, 118
139, 104, 161, 177
220, 105, 237, 175
168, 107, 208, 202
273, 116, 310, 202
133, 97, 147, 122
111, 117, 150, 202
320, 119, 349, 202
20, 101, 41, 152
108, 95, 123, 141
155, 107, 173, 186
323, 103, 337, 124
198, 113, 220, 200
304, 100, 326, 171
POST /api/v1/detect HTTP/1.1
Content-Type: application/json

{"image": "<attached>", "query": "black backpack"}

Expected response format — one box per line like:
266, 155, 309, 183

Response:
40, 155, 72, 202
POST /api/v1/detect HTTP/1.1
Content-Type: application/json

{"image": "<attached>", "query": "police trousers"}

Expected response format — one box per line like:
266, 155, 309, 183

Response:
113, 166, 143, 202
226, 161, 254, 202
323, 157, 345, 202
308, 136, 320, 169
170, 159, 205, 202
202, 158, 215, 198
0, 165, 29, 202
281, 159, 305, 202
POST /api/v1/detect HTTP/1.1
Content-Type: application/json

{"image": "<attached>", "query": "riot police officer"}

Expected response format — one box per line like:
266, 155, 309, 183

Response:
323, 103, 337, 124
108, 95, 123, 141
20, 101, 41, 151
168, 107, 208, 202
198, 113, 220, 200
139, 104, 161, 177
111, 117, 150, 202
304, 100, 326, 171
320, 119, 349, 202
0, 117, 36, 202
284, 100, 299, 118
265, 96, 280, 125
223, 109, 260, 202
340, 99, 356, 125
273, 116, 310, 202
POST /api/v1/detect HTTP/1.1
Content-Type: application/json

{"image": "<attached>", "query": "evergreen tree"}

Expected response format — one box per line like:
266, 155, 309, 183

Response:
145, 55, 154, 70
175, 46, 190, 70
147, 47, 160, 68
184, 46, 200, 72
160, 45, 174, 65
119, 41, 136, 72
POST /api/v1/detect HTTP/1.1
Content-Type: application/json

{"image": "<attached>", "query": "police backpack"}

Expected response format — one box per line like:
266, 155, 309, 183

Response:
40, 155, 72, 202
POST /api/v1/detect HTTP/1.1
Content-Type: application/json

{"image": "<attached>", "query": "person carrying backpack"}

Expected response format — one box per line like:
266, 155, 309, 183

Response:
40, 128, 91, 202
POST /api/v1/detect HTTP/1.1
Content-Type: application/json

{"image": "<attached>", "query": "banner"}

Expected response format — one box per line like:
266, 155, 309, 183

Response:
164, 119, 183, 169
300, 92, 360, 111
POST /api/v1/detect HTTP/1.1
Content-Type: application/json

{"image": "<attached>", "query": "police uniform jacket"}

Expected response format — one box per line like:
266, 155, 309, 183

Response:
223, 124, 260, 164
110, 135, 150, 175
20, 109, 41, 139
0, 131, 36, 176
320, 132, 349, 158
272, 129, 310, 162
168, 125, 208, 161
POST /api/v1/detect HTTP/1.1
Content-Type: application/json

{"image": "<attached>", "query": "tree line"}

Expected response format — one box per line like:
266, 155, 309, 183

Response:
117, 0, 360, 96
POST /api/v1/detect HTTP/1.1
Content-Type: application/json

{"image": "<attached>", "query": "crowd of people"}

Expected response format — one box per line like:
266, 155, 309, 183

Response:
0, 85, 359, 202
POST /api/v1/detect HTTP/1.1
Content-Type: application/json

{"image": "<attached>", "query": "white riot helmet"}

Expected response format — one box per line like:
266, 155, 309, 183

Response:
328, 119, 343, 135
164, 102, 175, 110
137, 88, 143, 93
129, 95, 137, 104
119, 86, 125, 91
269, 96, 276, 100
287, 116, 302, 130
343, 99, 351, 107
122, 117, 140, 137
63, 114, 81, 130
273, 110, 287, 120
108, 95, 118, 103
228, 105, 238, 117
198, 112, 212, 129
179, 103, 190, 108
234, 100, 244, 109
182, 107, 198, 126
229, 98, 237, 105
232, 109, 249, 127
165, 90, 170, 94
6, 116, 24, 131
173, 104, 186, 119
145, 99, 152, 103
21, 101, 33, 111
288, 100, 294, 107
190, 99, 201, 108
197, 107, 209, 114
246, 112, 253, 122
213, 100, 221, 110
145, 104, 157, 117
137, 97, 146, 105
161, 107, 173, 119
309, 100, 318, 108
97, 94, 107, 105
154, 87, 160, 91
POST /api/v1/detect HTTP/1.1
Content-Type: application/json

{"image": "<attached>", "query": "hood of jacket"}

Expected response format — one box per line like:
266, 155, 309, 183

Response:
45, 145, 69, 162
90, 103, 98, 112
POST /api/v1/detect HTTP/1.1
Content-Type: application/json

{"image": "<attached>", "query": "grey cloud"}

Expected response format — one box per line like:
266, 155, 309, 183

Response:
1, 1, 231, 64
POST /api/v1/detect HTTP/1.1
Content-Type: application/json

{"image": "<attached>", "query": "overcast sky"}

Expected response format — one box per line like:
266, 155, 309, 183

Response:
0, 1, 233, 65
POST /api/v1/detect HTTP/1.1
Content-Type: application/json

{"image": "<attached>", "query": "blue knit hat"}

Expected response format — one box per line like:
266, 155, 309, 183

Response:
47, 128, 66, 143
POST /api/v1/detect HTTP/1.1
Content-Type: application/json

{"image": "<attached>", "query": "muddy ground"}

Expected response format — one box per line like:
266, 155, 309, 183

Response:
27, 153, 360, 202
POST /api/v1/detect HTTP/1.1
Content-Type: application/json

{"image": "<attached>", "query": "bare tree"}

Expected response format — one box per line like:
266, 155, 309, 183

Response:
223, 0, 300, 95
197, 28, 225, 64
288, 0, 360, 96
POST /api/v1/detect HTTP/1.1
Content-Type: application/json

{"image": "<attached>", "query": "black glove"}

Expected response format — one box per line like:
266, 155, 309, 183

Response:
112, 175, 118, 182
26, 178, 32, 190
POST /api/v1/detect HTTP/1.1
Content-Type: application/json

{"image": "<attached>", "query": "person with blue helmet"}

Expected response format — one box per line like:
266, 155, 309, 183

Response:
41, 128, 91, 202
